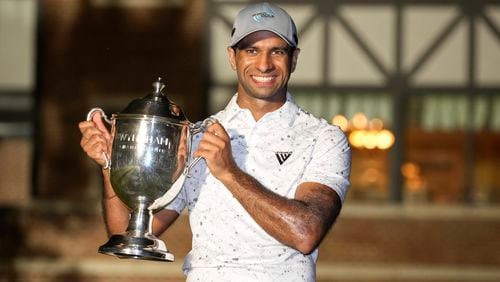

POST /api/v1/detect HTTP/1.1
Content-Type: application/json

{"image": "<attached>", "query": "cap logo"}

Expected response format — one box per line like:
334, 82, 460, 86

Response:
252, 8, 275, 22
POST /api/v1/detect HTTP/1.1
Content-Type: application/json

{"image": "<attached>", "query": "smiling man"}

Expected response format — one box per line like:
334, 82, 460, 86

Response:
79, 2, 351, 281
227, 30, 298, 120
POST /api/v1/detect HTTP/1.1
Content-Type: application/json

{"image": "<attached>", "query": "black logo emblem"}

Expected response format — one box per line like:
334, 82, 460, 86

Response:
275, 152, 292, 165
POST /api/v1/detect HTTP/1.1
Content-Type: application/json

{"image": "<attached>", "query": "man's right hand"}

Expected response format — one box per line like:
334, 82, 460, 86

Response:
78, 112, 112, 168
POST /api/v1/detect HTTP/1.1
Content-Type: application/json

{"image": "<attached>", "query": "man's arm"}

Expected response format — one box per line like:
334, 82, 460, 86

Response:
220, 171, 341, 254
195, 123, 343, 254
100, 169, 131, 235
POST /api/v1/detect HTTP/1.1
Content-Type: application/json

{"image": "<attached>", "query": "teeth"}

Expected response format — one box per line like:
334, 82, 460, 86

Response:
253, 76, 273, 82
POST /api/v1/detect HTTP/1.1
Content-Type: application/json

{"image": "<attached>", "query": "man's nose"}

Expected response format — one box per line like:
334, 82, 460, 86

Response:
256, 53, 273, 72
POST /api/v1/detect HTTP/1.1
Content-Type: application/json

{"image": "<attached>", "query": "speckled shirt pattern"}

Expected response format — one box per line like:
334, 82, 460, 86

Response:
167, 93, 351, 281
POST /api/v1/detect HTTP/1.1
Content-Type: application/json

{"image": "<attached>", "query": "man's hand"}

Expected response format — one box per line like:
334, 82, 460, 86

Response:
194, 123, 239, 181
78, 112, 112, 167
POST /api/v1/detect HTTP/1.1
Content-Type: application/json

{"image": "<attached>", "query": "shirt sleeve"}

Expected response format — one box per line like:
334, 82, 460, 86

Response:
164, 183, 187, 214
164, 131, 204, 213
300, 124, 351, 202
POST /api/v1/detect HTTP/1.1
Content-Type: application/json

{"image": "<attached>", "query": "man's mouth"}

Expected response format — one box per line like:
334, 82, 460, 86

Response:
253, 75, 274, 82
252, 75, 275, 83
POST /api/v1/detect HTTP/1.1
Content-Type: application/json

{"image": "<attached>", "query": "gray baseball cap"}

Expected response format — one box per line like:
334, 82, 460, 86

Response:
229, 2, 298, 48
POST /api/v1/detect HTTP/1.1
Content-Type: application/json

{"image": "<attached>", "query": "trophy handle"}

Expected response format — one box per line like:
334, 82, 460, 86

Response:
184, 117, 218, 177
148, 117, 217, 211
86, 107, 112, 169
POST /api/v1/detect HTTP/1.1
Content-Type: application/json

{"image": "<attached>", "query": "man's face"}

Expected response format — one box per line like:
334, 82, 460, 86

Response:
228, 31, 300, 103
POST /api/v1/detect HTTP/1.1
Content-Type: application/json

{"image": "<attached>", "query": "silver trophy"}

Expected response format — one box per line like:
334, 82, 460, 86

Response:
86, 78, 214, 262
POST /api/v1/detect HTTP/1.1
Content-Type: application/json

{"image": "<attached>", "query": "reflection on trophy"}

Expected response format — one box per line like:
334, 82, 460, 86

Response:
87, 78, 214, 262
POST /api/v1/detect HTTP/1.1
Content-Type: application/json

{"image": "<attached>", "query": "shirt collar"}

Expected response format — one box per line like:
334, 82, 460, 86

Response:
219, 92, 299, 127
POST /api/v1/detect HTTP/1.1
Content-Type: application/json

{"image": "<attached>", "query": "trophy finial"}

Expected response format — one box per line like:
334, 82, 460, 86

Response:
120, 76, 186, 120
153, 77, 165, 94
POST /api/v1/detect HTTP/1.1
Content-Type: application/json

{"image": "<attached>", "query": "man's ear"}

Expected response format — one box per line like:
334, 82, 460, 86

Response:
228, 47, 237, 70
290, 48, 300, 73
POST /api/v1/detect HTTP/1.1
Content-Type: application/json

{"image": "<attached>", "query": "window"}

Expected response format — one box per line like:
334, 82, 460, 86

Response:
207, 0, 500, 206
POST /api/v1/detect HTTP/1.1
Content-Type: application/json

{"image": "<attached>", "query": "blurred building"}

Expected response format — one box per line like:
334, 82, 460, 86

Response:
1, 0, 499, 281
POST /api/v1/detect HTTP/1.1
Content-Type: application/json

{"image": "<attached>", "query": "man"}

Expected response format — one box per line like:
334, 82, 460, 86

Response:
79, 2, 351, 281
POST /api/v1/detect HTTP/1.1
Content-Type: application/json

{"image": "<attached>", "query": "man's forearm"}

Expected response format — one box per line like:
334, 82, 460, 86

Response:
218, 168, 339, 254
101, 169, 130, 236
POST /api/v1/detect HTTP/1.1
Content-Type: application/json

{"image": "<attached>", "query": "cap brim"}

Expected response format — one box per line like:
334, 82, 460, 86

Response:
230, 28, 296, 48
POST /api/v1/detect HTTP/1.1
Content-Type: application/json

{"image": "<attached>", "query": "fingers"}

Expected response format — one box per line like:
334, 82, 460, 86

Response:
92, 112, 112, 141
195, 123, 228, 155
194, 123, 231, 163
79, 121, 108, 146
205, 122, 229, 140
83, 140, 109, 165
79, 119, 111, 167
195, 137, 224, 159
193, 123, 236, 179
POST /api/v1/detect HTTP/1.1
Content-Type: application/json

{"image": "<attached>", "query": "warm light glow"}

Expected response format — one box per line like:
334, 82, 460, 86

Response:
348, 130, 365, 148
337, 113, 395, 150
376, 129, 395, 149
332, 115, 349, 132
362, 167, 380, 184
369, 118, 384, 131
401, 162, 426, 193
348, 129, 395, 150
364, 130, 378, 149
401, 162, 420, 179
352, 112, 368, 130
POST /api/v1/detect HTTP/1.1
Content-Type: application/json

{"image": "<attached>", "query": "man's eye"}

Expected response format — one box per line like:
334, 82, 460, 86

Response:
245, 49, 257, 54
272, 50, 286, 55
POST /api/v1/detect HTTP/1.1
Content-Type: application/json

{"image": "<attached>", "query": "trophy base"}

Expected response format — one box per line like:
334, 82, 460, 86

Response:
98, 233, 174, 262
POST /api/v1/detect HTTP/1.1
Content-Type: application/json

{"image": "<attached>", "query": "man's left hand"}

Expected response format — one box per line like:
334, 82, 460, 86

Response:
194, 123, 238, 180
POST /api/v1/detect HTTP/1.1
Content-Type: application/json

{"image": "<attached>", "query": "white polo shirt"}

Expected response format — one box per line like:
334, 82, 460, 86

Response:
167, 93, 351, 282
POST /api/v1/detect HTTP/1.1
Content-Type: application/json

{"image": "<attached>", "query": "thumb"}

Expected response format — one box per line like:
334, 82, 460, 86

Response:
92, 112, 112, 141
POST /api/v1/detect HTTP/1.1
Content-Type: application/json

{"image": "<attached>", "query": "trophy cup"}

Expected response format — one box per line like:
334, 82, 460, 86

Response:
86, 78, 214, 262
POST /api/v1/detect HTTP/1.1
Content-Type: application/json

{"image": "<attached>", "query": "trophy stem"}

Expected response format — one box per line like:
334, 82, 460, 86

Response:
98, 199, 174, 262
127, 202, 152, 235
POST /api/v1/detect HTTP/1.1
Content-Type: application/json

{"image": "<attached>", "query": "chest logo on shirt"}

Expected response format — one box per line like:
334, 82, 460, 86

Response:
275, 151, 293, 165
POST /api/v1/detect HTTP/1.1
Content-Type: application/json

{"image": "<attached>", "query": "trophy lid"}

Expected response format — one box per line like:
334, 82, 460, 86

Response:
119, 77, 187, 122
